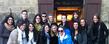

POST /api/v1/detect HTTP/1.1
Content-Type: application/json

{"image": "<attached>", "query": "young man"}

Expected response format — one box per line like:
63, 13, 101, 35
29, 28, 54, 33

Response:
41, 13, 48, 24
48, 14, 54, 26
16, 10, 29, 27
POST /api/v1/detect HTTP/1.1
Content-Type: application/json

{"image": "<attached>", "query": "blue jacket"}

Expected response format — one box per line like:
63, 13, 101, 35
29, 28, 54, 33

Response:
64, 28, 71, 35
58, 33, 74, 44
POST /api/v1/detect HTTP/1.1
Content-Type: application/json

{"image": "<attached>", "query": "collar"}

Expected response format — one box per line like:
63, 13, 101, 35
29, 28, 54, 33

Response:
17, 27, 22, 33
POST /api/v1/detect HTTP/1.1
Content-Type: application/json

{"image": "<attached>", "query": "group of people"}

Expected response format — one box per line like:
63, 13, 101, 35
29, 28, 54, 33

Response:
0, 10, 108, 44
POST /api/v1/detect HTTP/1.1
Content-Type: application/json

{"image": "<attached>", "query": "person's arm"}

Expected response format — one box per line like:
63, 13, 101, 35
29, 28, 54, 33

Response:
82, 32, 87, 44
7, 30, 17, 44
0, 24, 9, 38
1, 30, 11, 38
66, 35, 74, 44
87, 24, 94, 41
101, 22, 109, 38
0, 23, 3, 37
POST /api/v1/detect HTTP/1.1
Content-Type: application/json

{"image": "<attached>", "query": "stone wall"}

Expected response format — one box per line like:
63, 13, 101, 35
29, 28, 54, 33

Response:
0, 0, 38, 21
101, 0, 109, 44
101, 0, 109, 29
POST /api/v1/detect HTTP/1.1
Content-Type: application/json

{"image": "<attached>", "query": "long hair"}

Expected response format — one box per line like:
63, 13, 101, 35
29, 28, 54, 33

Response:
25, 23, 37, 42
80, 18, 88, 27
50, 23, 58, 37
42, 23, 50, 32
72, 21, 80, 30
2, 15, 15, 26
33, 14, 42, 24
41, 23, 50, 37
92, 15, 100, 22
73, 11, 80, 18
80, 18, 88, 32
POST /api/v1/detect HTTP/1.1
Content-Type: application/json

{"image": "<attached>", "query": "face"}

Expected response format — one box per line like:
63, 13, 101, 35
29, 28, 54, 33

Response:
21, 12, 28, 19
29, 24, 34, 32
48, 16, 53, 22
19, 24, 26, 31
35, 16, 41, 23
7, 17, 13, 25
73, 22, 78, 30
93, 16, 99, 23
80, 19, 85, 26
58, 27, 64, 36
41, 14, 47, 21
61, 15, 67, 23
44, 25, 49, 32
51, 25, 57, 32
74, 13, 78, 19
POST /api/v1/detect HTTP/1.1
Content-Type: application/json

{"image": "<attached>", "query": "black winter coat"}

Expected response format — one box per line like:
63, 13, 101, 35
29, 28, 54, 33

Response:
50, 35, 58, 44
0, 23, 12, 44
90, 22, 108, 44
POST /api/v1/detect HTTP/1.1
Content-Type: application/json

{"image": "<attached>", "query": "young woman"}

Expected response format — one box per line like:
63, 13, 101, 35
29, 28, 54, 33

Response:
73, 22, 87, 44
33, 14, 42, 32
50, 23, 58, 44
7, 20, 26, 44
33, 14, 43, 44
79, 19, 87, 44
73, 22, 79, 44
25, 23, 37, 44
90, 15, 108, 44
0, 15, 15, 44
73, 12, 80, 22
37, 23, 50, 44
58, 25, 74, 44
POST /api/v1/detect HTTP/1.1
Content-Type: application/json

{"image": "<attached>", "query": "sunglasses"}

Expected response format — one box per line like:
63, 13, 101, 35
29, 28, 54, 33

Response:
58, 30, 64, 32
42, 16, 46, 17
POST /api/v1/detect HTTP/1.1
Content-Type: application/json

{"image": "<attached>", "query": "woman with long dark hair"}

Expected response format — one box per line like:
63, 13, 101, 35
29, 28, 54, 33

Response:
33, 14, 43, 44
37, 23, 50, 44
25, 23, 37, 44
73, 12, 80, 22
33, 14, 42, 32
0, 15, 15, 44
90, 15, 108, 44
79, 19, 87, 44
73, 22, 79, 44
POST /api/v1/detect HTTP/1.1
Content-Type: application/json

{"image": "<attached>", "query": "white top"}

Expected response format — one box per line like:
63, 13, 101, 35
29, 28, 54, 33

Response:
29, 31, 33, 41
59, 33, 65, 43
27, 31, 36, 44
17, 27, 26, 44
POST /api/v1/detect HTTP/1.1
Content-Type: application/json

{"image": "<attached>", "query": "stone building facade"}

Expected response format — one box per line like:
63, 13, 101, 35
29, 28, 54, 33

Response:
0, 0, 38, 21
0, 0, 109, 44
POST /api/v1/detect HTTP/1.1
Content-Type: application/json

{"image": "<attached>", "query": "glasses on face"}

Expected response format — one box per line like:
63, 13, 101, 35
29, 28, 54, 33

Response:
8, 17, 13, 20
8, 18, 13, 22
36, 18, 40, 19
8, 19, 13, 21
58, 30, 64, 32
